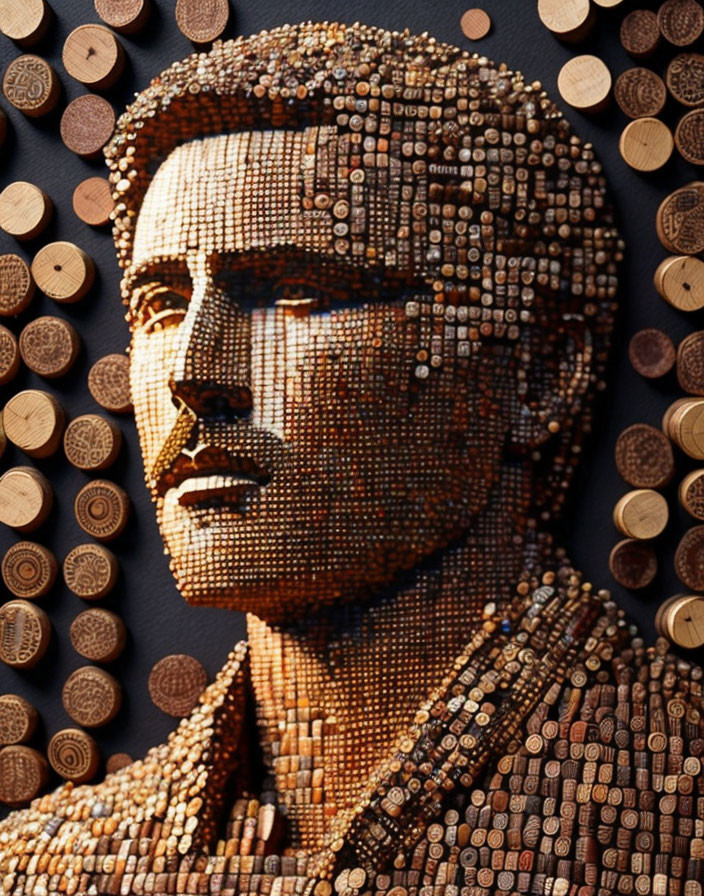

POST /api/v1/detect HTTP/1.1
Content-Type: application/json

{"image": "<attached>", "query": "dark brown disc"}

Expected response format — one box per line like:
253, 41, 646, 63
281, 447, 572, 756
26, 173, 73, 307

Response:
60, 95, 116, 159
609, 539, 658, 589
2, 54, 59, 117
0, 694, 38, 745
676, 108, 704, 163
64, 414, 122, 471
680, 469, 704, 519
0, 254, 34, 316
19, 315, 80, 378
658, 0, 704, 46
74, 479, 129, 541
0, 325, 20, 386
69, 608, 126, 663
47, 728, 99, 783
63, 543, 118, 600
667, 53, 704, 107
677, 331, 704, 394
0, 745, 48, 806
620, 10, 660, 58
62, 666, 122, 727
614, 423, 675, 488
615, 68, 667, 119
94, 0, 150, 33
656, 183, 704, 254
148, 653, 208, 717
105, 752, 132, 773
88, 353, 132, 413
72, 177, 114, 226
0, 600, 50, 669
628, 328, 676, 378
175, 0, 228, 42
1, 540, 57, 598
674, 525, 704, 590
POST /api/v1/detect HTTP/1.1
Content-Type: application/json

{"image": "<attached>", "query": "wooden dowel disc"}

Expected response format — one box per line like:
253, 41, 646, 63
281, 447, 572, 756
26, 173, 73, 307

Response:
657, 183, 704, 254
537, 0, 594, 41
628, 328, 676, 378
658, 0, 704, 47
2, 540, 57, 598
149, 653, 208, 717
62, 24, 125, 90
674, 525, 704, 590
677, 330, 704, 394
64, 414, 122, 470
655, 594, 704, 648
0, 599, 50, 668
0, 467, 53, 532
460, 9, 491, 40
619, 118, 674, 171
654, 255, 704, 310
105, 752, 132, 773
88, 353, 132, 413
74, 479, 129, 541
31, 241, 95, 303
609, 538, 657, 589
667, 53, 704, 107
0, 182, 52, 241
620, 10, 660, 59
0, 745, 48, 806
0, 254, 35, 316
63, 543, 118, 600
0, 694, 38, 745
679, 469, 704, 519
60, 95, 116, 159
70, 608, 126, 663
675, 108, 704, 164
557, 55, 612, 113
94, 0, 150, 34
613, 488, 669, 539
62, 666, 122, 727
3, 389, 65, 458
614, 68, 667, 119
0, 0, 49, 46
47, 728, 99, 783
175, 0, 229, 43
2, 55, 59, 117
0, 324, 20, 386
19, 316, 80, 378
72, 177, 114, 226
614, 423, 675, 488
667, 398, 704, 458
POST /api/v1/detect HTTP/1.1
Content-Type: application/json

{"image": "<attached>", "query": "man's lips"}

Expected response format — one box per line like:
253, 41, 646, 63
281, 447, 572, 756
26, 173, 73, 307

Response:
155, 444, 271, 500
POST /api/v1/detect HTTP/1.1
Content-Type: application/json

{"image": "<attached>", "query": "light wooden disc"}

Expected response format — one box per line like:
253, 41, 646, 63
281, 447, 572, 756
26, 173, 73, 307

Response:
657, 595, 704, 649
47, 728, 99, 783
19, 316, 80, 378
670, 398, 704, 459
619, 118, 674, 171
537, 0, 593, 41
3, 389, 65, 458
0, 599, 50, 667
62, 24, 125, 90
0, 324, 20, 386
94, 0, 150, 34
74, 479, 130, 541
0, 254, 34, 316
31, 241, 95, 303
2, 54, 59, 118
175, 0, 229, 43
460, 9, 491, 40
72, 177, 114, 226
655, 255, 704, 310
557, 55, 612, 113
0, 0, 48, 45
63, 543, 118, 600
0, 182, 52, 241
64, 414, 122, 470
1, 540, 57, 598
0, 467, 52, 532
593, 0, 624, 6
613, 488, 669, 539
60, 95, 116, 159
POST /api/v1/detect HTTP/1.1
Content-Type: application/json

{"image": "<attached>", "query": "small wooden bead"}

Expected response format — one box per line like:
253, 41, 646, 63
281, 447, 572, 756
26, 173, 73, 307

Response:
614, 423, 675, 488
613, 489, 669, 539
537, 0, 594, 41
63, 543, 118, 600
657, 183, 704, 254
74, 479, 129, 541
619, 118, 674, 171
0, 324, 20, 386
0, 599, 50, 668
609, 539, 657, 589
680, 469, 704, 519
175, 0, 229, 43
148, 653, 208, 717
64, 414, 122, 471
667, 53, 704, 106
3, 389, 65, 458
2, 55, 59, 117
70, 608, 126, 662
459, 9, 491, 40
654, 255, 704, 310
1, 540, 57, 598
0, 694, 38, 745
94, 0, 150, 34
557, 55, 612, 113
105, 752, 132, 773
62, 666, 122, 727
0, 0, 50, 46
19, 315, 80, 378
88, 353, 132, 413
614, 68, 667, 119
0, 745, 48, 806
31, 241, 95, 303
655, 594, 704, 648
675, 108, 704, 163
47, 728, 99, 783
628, 328, 676, 378
0, 182, 52, 241
72, 177, 114, 226
620, 10, 660, 59
62, 24, 125, 90
60, 95, 116, 159
664, 397, 704, 458
0, 467, 52, 532
658, 0, 704, 46
0, 254, 35, 316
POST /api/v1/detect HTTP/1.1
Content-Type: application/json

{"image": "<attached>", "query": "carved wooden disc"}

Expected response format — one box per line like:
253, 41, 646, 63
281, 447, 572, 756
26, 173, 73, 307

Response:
88, 353, 132, 413
628, 328, 676, 378
0, 324, 20, 386
0, 254, 34, 315
2, 54, 59, 117
609, 539, 657, 589
70, 608, 126, 662
613, 489, 669, 539
656, 183, 704, 254
0, 599, 50, 668
60, 95, 116, 159
105, 752, 132, 773
62, 666, 122, 727
614, 68, 667, 119
47, 728, 99, 783
148, 653, 208, 717
674, 525, 704, 590
3, 390, 65, 458
620, 10, 660, 58
19, 315, 80, 378
74, 479, 130, 541
655, 255, 704, 310
62, 24, 125, 90
63, 543, 118, 600
557, 55, 612, 113
615, 423, 675, 489
680, 469, 704, 519
0, 181, 52, 240
677, 331, 704, 394
658, 0, 704, 46
64, 414, 122, 471
31, 241, 95, 303
619, 117, 674, 171
676, 108, 704, 163
0, 694, 38, 745
72, 177, 114, 226
0, 745, 48, 806
667, 53, 704, 107
1, 540, 57, 598
0, 0, 49, 45
460, 9, 491, 40
94, 0, 150, 33
0, 467, 52, 532
175, 0, 229, 43
537, 0, 594, 41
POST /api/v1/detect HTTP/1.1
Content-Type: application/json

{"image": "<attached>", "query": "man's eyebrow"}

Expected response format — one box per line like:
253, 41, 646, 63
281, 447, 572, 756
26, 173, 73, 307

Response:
122, 256, 192, 294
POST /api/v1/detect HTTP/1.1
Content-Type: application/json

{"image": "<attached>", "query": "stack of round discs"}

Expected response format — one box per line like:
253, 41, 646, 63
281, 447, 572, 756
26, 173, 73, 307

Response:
621, 9, 660, 58
557, 55, 612, 113
629, 329, 676, 378
1, 540, 57, 598
175, 0, 229, 43
0, 694, 38, 745
537, 0, 594, 41
19, 316, 80, 378
0, 467, 53, 532
88, 354, 132, 413
674, 525, 704, 590
62, 24, 125, 90
148, 653, 208, 717
72, 177, 114, 227
677, 331, 704, 394
70, 608, 126, 662
62, 666, 121, 727
654, 256, 704, 310
31, 242, 95, 303
2, 55, 59, 117
614, 68, 667, 119
667, 53, 704, 106
663, 397, 704, 458
0, 745, 48, 806
0, 325, 20, 385
47, 728, 99, 783
74, 479, 130, 541
64, 414, 121, 471
60, 95, 116, 160
614, 423, 675, 488
613, 488, 669, 539
63, 543, 118, 600
94, 0, 151, 34
680, 469, 704, 518
0, 254, 34, 316
619, 117, 674, 171
609, 538, 658, 589
0, 599, 50, 668
3, 390, 65, 458
0, 0, 50, 47
657, 183, 704, 255
675, 108, 704, 163
0, 182, 52, 241
655, 593, 704, 648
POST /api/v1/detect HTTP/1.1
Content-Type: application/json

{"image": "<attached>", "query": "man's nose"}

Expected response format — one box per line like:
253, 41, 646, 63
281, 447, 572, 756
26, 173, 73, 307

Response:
168, 279, 253, 419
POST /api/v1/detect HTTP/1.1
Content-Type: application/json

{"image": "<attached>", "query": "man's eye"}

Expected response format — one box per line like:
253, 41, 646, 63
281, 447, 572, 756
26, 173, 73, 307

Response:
134, 284, 190, 332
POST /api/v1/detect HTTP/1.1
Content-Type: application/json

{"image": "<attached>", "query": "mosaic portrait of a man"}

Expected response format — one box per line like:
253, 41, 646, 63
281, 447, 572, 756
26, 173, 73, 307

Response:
1, 20, 703, 896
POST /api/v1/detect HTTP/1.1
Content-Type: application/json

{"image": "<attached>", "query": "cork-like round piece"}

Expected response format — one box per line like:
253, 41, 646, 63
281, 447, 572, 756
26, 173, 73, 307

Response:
3, 390, 65, 458
0, 599, 50, 668
0, 324, 20, 386
620, 10, 660, 59
667, 53, 704, 107
0, 254, 34, 316
47, 728, 99, 783
675, 108, 704, 163
655, 255, 704, 310
2, 55, 59, 118
657, 183, 704, 254
0, 182, 52, 241
460, 9, 491, 40
658, 0, 704, 46
175, 0, 229, 43
557, 55, 612, 113
613, 489, 669, 540
619, 117, 674, 171
680, 469, 704, 519
88, 353, 132, 413
1, 540, 57, 598
62, 24, 125, 90
72, 177, 114, 227
656, 594, 704, 648
148, 653, 208, 717
74, 479, 130, 541
62, 666, 122, 727
94, 0, 150, 34
667, 398, 704, 458
19, 316, 80, 379
63, 543, 119, 600
677, 331, 704, 394
70, 608, 126, 663
0, 694, 38, 745
0, 467, 52, 532
0, 0, 49, 46
105, 752, 132, 773
609, 538, 658, 589
537, 0, 594, 41
674, 525, 704, 590
60, 95, 116, 159
64, 414, 122, 471
628, 328, 676, 378
0, 745, 48, 806
31, 241, 95, 303
614, 423, 675, 489
614, 68, 667, 119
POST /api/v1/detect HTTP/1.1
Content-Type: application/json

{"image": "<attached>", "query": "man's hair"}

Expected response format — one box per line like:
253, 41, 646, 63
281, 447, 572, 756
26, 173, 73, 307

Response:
105, 21, 623, 519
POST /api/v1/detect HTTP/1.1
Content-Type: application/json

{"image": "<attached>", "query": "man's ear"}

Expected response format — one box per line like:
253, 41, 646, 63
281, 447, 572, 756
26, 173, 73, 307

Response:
507, 314, 593, 453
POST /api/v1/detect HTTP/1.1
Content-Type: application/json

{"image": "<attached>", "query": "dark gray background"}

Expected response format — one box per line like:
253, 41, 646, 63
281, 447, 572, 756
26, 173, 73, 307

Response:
0, 0, 701, 814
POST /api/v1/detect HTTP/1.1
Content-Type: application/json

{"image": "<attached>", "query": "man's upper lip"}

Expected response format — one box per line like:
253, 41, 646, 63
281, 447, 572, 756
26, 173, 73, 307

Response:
156, 445, 271, 498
